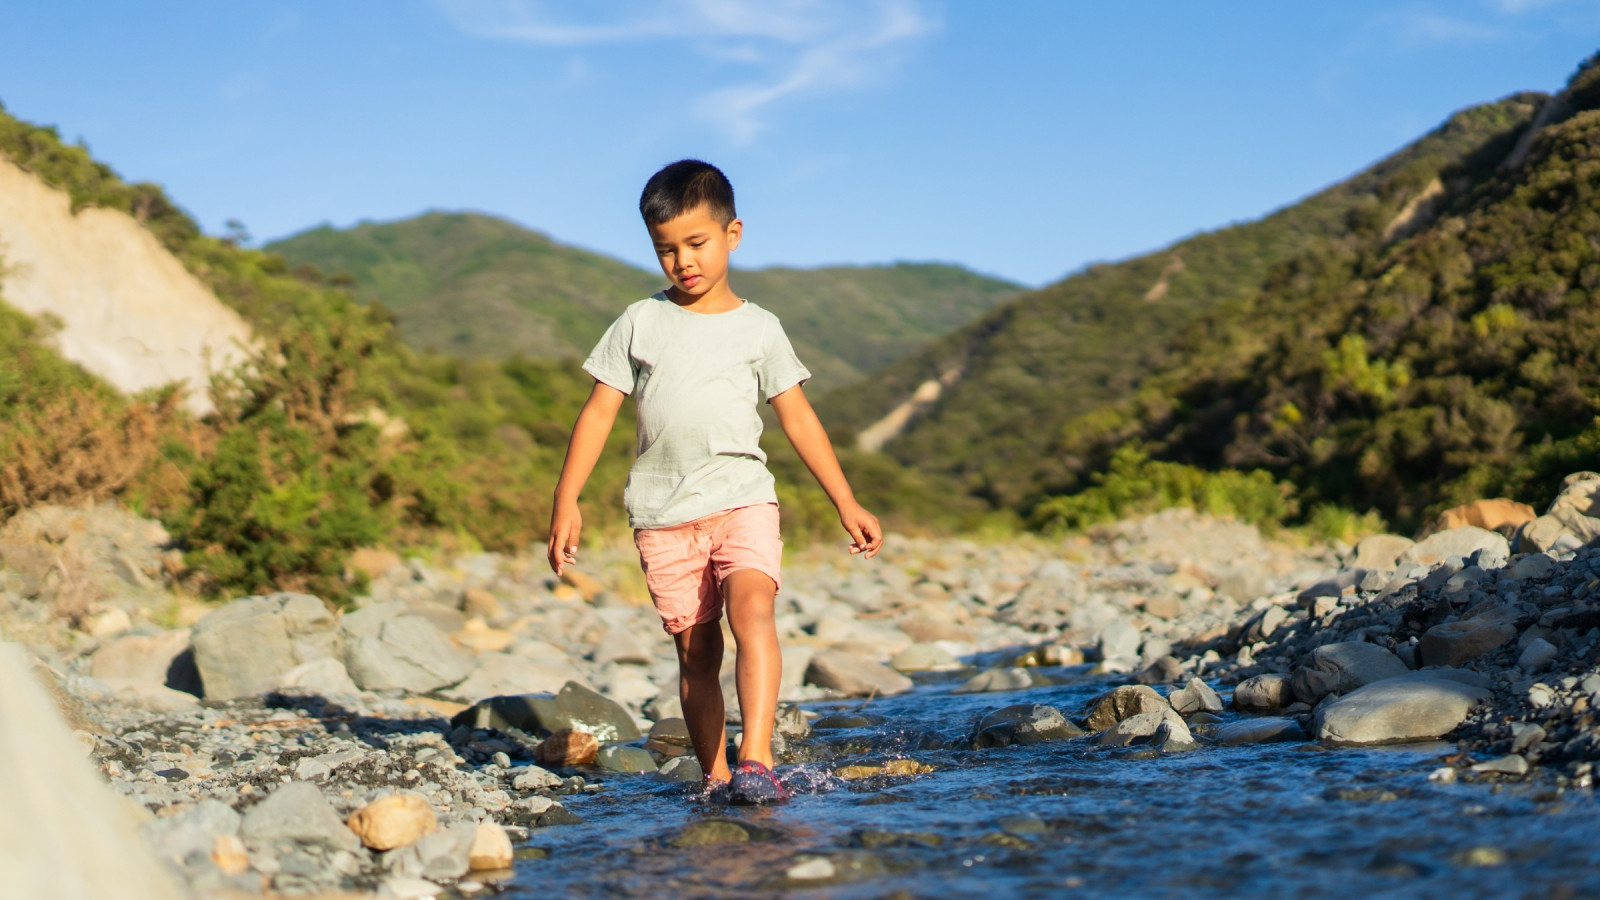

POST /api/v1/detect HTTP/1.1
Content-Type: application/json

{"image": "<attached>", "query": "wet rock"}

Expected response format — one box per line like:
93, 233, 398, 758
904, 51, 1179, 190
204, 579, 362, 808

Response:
239, 781, 360, 853
644, 718, 693, 757
1470, 754, 1530, 776
890, 642, 960, 672
953, 667, 1051, 694
775, 704, 812, 738
803, 649, 912, 697
812, 712, 887, 729
787, 857, 836, 881
1085, 685, 1169, 731
1399, 526, 1509, 569
973, 704, 1085, 748
1419, 607, 1520, 667
533, 729, 600, 767
671, 819, 751, 847
835, 759, 934, 779
1314, 670, 1492, 744
1213, 717, 1306, 746
1097, 708, 1192, 748
1233, 673, 1294, 712
468, 822, 513, 871
346, 792, 437, 851
655, 756, 703, 783
1290, 642, 1409, 704
1167, 678, 1223, 715
596, 745, 657, 773
343, 608, 474, 694
452, 681, 641, 741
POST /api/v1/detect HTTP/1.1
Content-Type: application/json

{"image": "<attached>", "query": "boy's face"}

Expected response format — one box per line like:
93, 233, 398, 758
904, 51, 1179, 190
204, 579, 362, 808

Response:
647, 204, 742, 301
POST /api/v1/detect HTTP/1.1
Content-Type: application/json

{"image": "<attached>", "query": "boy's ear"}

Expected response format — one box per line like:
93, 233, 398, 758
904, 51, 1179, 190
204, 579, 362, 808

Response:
726, 218, 743, 251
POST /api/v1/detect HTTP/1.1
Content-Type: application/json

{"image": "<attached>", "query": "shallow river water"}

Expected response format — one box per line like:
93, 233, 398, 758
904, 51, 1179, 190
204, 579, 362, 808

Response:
506, 664, 1598, 899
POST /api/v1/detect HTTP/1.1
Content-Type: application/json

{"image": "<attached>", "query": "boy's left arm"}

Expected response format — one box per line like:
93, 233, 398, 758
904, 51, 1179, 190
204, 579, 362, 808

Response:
770, 385, 883, 558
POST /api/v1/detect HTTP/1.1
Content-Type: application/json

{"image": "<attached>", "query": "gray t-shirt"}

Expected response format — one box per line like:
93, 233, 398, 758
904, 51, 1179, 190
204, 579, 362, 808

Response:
583, 293, 811, 529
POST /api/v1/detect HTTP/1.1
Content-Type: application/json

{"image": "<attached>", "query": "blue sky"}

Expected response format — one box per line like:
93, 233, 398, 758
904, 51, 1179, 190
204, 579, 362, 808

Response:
2, 1, 1597, 286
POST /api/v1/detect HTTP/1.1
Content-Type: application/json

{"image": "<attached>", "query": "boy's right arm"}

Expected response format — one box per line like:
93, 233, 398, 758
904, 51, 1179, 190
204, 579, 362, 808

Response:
547, 382, 627, 575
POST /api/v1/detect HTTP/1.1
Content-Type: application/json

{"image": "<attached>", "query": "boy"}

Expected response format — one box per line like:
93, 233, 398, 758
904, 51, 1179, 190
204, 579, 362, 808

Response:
546, 159, 882, 804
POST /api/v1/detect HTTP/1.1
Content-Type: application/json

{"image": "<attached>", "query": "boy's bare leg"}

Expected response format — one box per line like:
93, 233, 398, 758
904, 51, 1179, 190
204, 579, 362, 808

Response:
674, 621, 731, 784
723, 569, 780, 768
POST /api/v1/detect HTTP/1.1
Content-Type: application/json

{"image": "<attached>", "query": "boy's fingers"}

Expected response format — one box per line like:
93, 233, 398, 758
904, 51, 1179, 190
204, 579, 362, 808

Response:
845, 520, 867, 554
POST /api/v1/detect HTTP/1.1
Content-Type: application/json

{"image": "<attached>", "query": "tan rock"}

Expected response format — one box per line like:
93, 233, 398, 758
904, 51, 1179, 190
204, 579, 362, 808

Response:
534, 728, 600, 767
1085, 684, 1169, 732
560, 569, 606, 603
348, 547, 402, 581
460, 587, 503, 619
91, 630, 192, 686
211, 834, 250, 876
345, 792, 438, 851
835, 760, 934, 779
468, 821, 514, 870
1426, 499, 1536, 538
86, 607, 134, 639
454, 618, 515, 654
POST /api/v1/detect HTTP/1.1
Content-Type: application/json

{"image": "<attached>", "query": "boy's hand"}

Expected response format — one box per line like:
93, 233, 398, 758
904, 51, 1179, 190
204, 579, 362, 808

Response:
547, 501, 583, 575
839, 502, 883, 559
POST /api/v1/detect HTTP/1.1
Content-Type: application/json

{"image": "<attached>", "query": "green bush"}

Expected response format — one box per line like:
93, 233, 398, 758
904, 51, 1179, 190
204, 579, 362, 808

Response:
1030, 444, 1291, 533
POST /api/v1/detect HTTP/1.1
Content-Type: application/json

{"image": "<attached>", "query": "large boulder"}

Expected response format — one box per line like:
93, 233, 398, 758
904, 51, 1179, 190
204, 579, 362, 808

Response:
1418, 606, 1521, 667
1351, 534, 1414, 571
1213, 717, 1306, 746
972, 704, 1085, 748
191, 594, 340, 701
440, 654, 572, 704
1167, 678, 1223, 715
1290, 642, 1409, 704
1084, 685, 1169, 732
1314, 670, 1491, 744
1399, 527, 1509, 569
451, 681, 640, 741
91, 630, 199, 695
803, 649, 913, 697
1232, 673, 1294, 712
342, 604, 474, 694
1096, 708, 1193, 748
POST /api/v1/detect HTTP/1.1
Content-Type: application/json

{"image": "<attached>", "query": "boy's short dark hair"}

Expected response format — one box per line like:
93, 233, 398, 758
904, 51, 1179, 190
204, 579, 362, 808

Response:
639, 160, 736, 226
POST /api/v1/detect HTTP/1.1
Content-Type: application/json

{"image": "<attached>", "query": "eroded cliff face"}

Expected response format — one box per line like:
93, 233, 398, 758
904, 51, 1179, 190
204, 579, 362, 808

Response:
0, 157, 254, 413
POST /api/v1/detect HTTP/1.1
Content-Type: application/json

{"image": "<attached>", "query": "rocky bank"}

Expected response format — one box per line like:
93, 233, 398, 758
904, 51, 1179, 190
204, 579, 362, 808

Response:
6, 477, 1600, 896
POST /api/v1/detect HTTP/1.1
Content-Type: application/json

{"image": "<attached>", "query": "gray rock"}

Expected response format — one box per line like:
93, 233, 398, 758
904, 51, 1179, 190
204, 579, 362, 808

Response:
344, 614, 475, 694
1097, 618, 1141, 663
803, 649, 913, 697
1509, 723, 1546, 754
1511, 553, 1556, 580
451, 681, 641, 741
1400, 526, 1509, 569
1516, 638, 1558, 672
596, 745, 658, 773
1133, 656, 1184, 685
656, 756, 704, 783
1314, 670, 1492, 744
1290, 642, 1409, 704
1296, 570, 1366, 607
1232, 673, 1294, 712
1352, 534, 1415, 571
953, 667, 1050, 694
387, 823, 474, 880
1469, 754, 1530, 776
91, 630, 198, 694
1213, 717, 1306, 746
239, 782, 360, 853
191, 597, 300, 701
1240, 605, 1289, 644
973, 704, 1085, 748
510, 766, 561, 791
1167, 678, 1223, 715
591, 626, 656, 666
276, 658, 361, 697
1096, 708, 1192, 747
1419, 607, 1520, 667
440, 654, 570, 704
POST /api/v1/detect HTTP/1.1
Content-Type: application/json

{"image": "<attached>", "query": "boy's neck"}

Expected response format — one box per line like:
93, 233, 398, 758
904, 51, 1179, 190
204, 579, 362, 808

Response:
665, 282, 742, 314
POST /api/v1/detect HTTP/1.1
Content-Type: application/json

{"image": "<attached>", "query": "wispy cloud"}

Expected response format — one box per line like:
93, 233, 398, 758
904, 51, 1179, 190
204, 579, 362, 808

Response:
434, 0, 937, 143
1390, 10, 1504, 46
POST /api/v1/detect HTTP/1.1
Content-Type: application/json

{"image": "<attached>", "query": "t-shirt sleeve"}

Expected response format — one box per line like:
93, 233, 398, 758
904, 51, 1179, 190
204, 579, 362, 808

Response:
757, 316, 811, 402
582, 310, 637, 394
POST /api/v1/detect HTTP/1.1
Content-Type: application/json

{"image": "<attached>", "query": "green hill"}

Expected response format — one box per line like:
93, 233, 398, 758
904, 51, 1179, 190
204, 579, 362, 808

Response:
1038, 56, 1600, 532
826, 86, 1551, 515
266, 213, 1020, 387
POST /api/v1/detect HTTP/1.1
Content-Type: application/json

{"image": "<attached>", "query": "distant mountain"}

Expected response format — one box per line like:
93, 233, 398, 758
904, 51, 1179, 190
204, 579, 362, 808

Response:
824, 85, 1552, 515
267, 213, 1020, 387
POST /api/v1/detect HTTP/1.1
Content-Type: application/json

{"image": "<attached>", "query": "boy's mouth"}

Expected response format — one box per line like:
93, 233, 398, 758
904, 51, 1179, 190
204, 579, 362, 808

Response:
680, 274, 702, 288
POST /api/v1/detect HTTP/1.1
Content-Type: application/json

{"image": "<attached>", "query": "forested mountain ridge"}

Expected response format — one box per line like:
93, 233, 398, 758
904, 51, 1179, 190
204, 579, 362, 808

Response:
1038, 56, 1600, 532
267, 213, 1020, 387
826, 87, 1552, 516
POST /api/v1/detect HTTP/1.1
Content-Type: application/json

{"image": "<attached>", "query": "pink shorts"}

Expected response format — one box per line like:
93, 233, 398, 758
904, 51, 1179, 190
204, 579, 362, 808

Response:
633, 503, 783, 634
